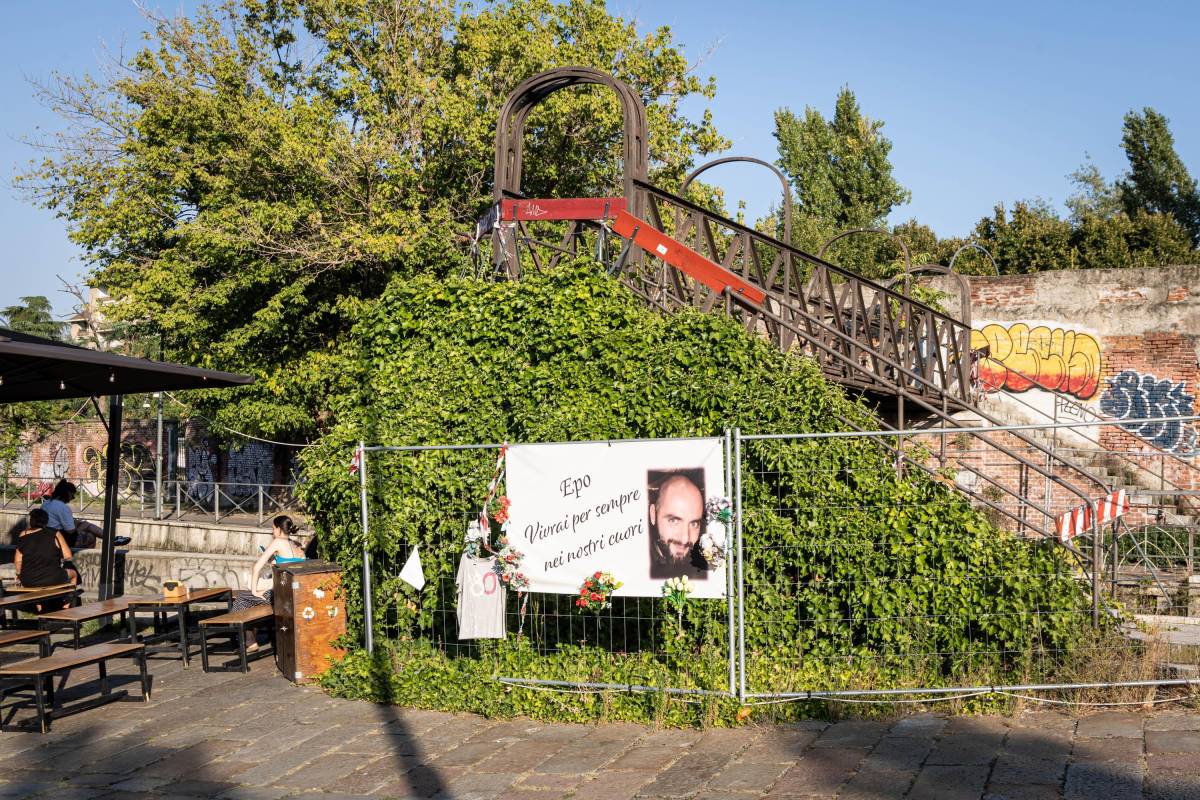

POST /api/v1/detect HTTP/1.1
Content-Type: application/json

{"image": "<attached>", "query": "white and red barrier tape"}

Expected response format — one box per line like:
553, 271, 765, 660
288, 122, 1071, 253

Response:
1055, 489, 1129, 542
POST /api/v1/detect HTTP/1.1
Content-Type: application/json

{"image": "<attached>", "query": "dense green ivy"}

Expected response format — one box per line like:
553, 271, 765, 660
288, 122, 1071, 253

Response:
302, 261, 1094, 723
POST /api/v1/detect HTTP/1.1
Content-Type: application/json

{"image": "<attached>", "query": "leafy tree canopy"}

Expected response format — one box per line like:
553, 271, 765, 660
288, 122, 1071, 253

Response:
1118, 108, 1200, 245
17, 0, 727, 440
0, 296, 65, 341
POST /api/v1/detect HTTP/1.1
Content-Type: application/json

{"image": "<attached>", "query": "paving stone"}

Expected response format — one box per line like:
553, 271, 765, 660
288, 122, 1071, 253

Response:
889, 713, 947, 738
809, 719, 887, 749
513, 771, 581, 791
765, 747, 867, 797
924, 734, 1005, 766
1145, 729, 1200, 753
982, 785, 1062, 800
1145, 771, 1200, 800
0, 782, 58, 800
1075, 711, 1145, 739
1072, 736, 1144, 762
1147, 712, 1200, 732
572, 770, 656, 800
216, 787, 294, 800
726, 727, 814, 764
637, 752, 735, 797
988, 754, 1065, 786
1002, 730, 1072, 759
270, 752, 377, 789
907, 764, 991, 800
689, 727, 760, 755
1064, 761, 1142, 800
431, 769, 520, 799
473, 735, 565, 773
836, 766, 914, 800
165, 779, 240, 797
108, 775, 174, 792
325, 755, 404, 795
862, 735, 934, 772
942, 715, 1011, 736
430, 740, 509, 768
533, 731, 636, 774
1146, 752, 1200, 773
606, 743, 688, 772
707, 760, 789, 792
374, 765, 464, 799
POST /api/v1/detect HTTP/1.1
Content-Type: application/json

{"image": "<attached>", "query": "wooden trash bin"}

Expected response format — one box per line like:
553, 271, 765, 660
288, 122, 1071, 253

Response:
272, 560, 346, 683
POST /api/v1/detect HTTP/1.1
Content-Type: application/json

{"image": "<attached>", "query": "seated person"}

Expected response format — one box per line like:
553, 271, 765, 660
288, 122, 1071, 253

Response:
14, 508, 78, 597
41, 480, 131, 549
231, 515, 306, 651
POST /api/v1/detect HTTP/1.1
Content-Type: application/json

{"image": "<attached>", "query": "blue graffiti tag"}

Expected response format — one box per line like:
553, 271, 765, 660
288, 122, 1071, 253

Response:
1098, 370, 1197, 455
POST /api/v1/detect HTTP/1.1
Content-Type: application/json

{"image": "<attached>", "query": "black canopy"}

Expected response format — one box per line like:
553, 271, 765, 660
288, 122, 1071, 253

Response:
0, 328, 254, 599
0, 329, 252, 402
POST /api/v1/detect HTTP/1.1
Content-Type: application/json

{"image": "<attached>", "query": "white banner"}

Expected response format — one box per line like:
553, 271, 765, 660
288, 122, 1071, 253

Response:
506, 438, 726, 598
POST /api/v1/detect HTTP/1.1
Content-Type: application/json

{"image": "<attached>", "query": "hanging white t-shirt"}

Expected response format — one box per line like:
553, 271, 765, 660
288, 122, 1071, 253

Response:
455, 554, 506, 640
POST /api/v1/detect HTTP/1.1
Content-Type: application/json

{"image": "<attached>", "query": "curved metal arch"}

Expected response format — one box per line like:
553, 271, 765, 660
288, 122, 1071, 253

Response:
883, 264, 972, 326
948, 242, 1000, 276
679, 156, 793, 244
818, 227, 913, 294
493, 66, 649, 215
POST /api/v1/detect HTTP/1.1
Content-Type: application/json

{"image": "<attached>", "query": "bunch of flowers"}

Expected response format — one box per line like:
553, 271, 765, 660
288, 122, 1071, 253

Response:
463, 519, 486, 558
698, 496, 732, 570
490, 495, 512, 525
661, 575, 692, 631
575, 571, 623, 613
491, 536, 529, 591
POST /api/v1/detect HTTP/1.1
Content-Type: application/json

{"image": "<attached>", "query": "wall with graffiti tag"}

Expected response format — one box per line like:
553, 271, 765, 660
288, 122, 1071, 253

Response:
971, 322, 1103, 400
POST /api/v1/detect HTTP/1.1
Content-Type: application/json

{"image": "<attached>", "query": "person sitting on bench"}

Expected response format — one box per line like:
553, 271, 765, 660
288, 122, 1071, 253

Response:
14, 509, 77, 606
230, 515, 306, 651
41, 480, 131, 549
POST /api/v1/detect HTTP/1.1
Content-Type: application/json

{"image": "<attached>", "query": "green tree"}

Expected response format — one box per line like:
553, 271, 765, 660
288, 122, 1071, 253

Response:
1118, 108, 1200, 245
772, 88, 910, 276
17, 0, 726, 441
971, 201, 1073, 274
0, 296, 65, 341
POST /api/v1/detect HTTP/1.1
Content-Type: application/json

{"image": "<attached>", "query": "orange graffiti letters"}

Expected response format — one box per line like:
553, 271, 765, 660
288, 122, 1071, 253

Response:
970, 323, 1102, 400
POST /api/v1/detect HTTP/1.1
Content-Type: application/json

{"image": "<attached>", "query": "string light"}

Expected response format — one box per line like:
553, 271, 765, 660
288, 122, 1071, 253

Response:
108, 371, 116, 383
59, 380, 65, 390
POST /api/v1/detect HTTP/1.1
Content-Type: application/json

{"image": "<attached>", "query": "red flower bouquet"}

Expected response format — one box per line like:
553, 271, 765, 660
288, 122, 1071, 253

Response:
574, 571, 622, 613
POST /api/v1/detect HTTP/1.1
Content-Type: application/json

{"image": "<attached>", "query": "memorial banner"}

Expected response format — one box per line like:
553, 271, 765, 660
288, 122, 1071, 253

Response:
505, 438, 727, 599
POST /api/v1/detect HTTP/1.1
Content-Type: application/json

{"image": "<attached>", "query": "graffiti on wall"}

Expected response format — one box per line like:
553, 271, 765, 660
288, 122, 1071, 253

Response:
37, 444, 69, 479
971, 323, 1102, 400
82, 442, 154, 490
225, 442, 273, 498
1099, 370, 1198, 455
185, 440, 217, 502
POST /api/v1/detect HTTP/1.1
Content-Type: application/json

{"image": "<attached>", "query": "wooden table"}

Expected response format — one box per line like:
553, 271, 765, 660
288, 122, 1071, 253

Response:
0, 586, 80, 628
0, 642, 149, 733
40, 597, 144, 650
125, 588, 232, 668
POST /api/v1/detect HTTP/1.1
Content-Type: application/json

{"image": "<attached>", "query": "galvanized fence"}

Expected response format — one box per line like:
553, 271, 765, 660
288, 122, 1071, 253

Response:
358, 438, 737, 698
356, 420, 1200, 704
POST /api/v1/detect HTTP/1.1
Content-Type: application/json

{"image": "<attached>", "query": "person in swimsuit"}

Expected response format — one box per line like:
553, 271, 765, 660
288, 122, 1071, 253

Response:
13, 509, 77, 607
231, 515, 306, 651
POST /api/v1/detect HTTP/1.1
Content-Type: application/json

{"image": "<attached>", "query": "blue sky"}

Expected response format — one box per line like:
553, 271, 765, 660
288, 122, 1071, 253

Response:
2, 1, 1197, 317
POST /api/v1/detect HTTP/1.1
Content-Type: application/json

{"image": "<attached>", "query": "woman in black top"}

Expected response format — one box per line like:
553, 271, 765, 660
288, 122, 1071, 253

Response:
14, 508, 76, 589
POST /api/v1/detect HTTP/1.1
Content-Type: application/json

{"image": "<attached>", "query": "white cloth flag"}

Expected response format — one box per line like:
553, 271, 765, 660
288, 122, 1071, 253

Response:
399, 547, 426, 590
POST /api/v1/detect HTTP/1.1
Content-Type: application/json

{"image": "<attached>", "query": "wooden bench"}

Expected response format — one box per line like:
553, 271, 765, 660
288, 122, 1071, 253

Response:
2, 582, 74, 594
199, 604, 275, 673
0, 630, 50, 659
0, 642, 149, 733
39, 597, 137, 650
0, 586, 80, 628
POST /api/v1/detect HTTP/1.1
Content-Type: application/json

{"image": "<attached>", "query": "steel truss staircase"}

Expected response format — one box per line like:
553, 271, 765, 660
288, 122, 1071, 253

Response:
482, 67, 1171, 608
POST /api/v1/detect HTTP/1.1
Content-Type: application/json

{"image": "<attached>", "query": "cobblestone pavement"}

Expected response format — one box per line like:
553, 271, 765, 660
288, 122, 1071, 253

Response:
1, 653, 1199, 799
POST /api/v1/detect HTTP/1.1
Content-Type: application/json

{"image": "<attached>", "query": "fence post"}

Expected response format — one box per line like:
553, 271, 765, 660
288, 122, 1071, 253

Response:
175, 481, 181, 519
258, 485, 264, 526
1091, 500, 1101, 627
1188, 528, 1194, 579
213, 483, 219, 523
734, 428, 745, 702
724, 428, 734, 697
359, 441, 374, 654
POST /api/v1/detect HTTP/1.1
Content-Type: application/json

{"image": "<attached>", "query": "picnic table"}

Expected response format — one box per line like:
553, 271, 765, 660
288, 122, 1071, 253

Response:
125, 587, 232, 668
40, 597, 141, 649
0, 586, 80, 628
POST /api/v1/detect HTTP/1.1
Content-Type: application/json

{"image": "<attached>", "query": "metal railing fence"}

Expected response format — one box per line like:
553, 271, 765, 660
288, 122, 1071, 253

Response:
357, 421, 1200, 704
0, 476, 301, 527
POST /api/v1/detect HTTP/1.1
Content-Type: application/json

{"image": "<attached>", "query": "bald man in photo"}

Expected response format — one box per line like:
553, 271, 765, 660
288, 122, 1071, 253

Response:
648, 473, 708, 580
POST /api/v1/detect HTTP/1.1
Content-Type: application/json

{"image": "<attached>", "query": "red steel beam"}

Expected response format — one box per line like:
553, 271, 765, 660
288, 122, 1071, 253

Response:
498, 197, 626, 222
610, 210, 767, 305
